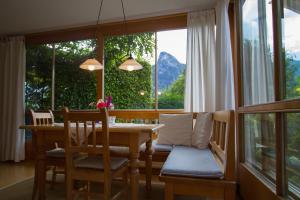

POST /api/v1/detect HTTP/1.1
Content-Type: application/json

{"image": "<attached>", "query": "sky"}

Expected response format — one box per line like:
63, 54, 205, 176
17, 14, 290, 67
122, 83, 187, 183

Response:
157, 29, 187, 64
283, 8, 300, 60
243, 0, 300, 60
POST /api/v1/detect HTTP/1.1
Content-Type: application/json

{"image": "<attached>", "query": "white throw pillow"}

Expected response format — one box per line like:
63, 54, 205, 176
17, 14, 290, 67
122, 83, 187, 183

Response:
192, 112, 213, 149
157, 114, 193, 146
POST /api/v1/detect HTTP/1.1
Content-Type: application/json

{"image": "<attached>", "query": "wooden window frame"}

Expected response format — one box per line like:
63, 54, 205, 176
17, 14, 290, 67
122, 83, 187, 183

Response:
235, 0, 300, 199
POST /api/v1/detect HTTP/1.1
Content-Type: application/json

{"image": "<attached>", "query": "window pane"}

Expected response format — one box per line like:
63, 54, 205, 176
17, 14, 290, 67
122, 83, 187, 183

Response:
242, 0, 275, 105
104, 33, 155, 109
26, 44, 52, 110
54, 39, 97, 110
286, 113, 300, 197
157, 29, 187, 109
282, 2, 300, 99
244, 113, 276, 182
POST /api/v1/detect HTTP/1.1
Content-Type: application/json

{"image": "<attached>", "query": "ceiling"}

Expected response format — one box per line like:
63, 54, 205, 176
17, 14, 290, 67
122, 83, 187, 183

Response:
0, 0, 217, 36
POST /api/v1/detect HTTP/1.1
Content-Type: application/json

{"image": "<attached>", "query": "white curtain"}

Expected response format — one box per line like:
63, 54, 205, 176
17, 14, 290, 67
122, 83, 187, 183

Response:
184, 10, 216, 112
243, 0, 274, 105
215, 0, 235, 110
0, 36, 26, 162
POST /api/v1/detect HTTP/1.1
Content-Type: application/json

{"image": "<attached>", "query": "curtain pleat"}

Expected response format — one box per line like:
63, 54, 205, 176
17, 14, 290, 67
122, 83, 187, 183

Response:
184, 10, 216, 112
0, 37, 26, 162
215, 0, 235, 110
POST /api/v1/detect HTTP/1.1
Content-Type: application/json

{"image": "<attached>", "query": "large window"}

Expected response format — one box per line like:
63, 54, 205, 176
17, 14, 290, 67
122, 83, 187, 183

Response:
239, 0, 300, 199
104, 33, 155, 109
26, 39, 97, 110
104, 29, 187, 109
26, 44, 53, 110
157, 29, 187, 109
242, 0, 274, 105
244, 113, 276, 182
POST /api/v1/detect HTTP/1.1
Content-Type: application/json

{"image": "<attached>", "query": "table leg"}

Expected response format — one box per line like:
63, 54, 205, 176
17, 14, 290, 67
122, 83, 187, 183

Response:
35, 131, 46, 200
37, 157, 46, 200
145, 138, 153, 196
129, 138, 140, 200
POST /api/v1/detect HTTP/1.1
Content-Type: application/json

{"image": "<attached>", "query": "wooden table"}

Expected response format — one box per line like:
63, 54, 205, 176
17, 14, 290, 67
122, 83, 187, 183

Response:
20, 123, 164, 200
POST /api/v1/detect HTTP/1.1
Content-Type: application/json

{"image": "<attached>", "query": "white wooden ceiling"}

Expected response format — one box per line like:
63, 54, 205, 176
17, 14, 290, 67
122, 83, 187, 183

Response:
0, 0, 217, 35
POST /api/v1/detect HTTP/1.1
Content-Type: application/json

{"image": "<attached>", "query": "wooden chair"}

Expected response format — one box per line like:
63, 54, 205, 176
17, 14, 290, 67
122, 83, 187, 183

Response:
30, 109, 65, 199
64, 108, 128, 200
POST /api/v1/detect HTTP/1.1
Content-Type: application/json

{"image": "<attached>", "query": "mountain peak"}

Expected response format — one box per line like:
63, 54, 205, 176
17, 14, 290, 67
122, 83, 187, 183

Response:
154, 52, 186, 90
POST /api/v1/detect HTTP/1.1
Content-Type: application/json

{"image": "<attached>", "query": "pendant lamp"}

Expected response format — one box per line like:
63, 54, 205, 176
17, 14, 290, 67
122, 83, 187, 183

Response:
118, 0, 143, 71
80, 0, 104, 71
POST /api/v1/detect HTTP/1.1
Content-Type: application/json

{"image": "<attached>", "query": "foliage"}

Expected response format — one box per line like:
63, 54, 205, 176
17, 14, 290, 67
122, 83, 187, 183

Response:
26, 44, 53, 110
54, 40, 97, 109
104, 33, 155, 109
285, 54, 300, 99
158, 72, 185, 109
26, 40, 97, 110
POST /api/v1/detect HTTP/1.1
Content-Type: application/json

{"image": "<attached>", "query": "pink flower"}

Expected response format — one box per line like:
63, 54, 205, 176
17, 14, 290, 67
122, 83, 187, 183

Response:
96, 97, 114, 110
96, 99, 106, 109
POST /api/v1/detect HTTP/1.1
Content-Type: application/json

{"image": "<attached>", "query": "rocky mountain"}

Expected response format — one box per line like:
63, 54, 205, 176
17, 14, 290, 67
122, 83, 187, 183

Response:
153, 51, 186, 90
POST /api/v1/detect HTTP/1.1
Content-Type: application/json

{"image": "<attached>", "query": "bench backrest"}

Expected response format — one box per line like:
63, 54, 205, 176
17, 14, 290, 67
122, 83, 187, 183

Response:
210, 110, 235, 181
109, 110, 198, 123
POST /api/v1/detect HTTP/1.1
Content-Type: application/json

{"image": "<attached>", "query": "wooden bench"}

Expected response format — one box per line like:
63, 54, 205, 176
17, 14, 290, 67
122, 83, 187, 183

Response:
108, 110, 199, 174
159, 110, 236, 200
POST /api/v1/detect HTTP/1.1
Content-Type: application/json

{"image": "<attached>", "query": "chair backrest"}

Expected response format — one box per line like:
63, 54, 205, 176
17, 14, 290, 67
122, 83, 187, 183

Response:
209, 110, 235, 181
63, 107, 110, 172
30, 109, 54, 125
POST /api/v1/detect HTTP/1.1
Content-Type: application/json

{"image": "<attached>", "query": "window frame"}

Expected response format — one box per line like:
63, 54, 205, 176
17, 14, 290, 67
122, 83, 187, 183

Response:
236, 0, 300, 199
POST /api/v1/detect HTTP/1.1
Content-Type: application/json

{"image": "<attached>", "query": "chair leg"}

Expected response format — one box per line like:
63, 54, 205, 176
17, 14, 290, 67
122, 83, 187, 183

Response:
32, 163, 38, 200
103, 179, 111, 200
165, 183, 174, 200
66, 174, 73, 200
86, 181, 90, 200
50, 166, 57, 189
122, 170, 128, 200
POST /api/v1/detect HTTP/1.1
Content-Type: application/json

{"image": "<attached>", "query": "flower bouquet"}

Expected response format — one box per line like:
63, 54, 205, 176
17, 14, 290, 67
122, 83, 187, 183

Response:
96, 96, 114, 110
96, 96, 115, 124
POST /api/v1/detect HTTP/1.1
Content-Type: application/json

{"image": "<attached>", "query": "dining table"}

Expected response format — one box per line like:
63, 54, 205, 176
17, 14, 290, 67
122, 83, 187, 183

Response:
20, 122, 164, 200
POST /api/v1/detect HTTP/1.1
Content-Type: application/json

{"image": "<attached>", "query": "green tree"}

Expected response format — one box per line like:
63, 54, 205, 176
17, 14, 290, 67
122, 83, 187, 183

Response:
54, 40, 97, 109
26, 40, 98, 110
26, 44, 53, 110
285, 54, 300, 98
104, 33, 155, 109
158, 72, 185, 109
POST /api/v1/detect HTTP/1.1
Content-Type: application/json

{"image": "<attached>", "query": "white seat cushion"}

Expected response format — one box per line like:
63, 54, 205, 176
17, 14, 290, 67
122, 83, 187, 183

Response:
157, 114, 193, 146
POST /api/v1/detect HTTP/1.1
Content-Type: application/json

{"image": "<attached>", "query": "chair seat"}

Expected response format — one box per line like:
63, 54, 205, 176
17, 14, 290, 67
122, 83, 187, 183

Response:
74, 156, 128, 171
161, 146, 223, 178
46, 148, 65, 158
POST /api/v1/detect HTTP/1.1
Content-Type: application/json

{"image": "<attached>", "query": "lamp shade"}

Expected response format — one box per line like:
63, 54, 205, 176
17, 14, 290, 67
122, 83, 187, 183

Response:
119, 56, 143, 71
80, 59, 103, 71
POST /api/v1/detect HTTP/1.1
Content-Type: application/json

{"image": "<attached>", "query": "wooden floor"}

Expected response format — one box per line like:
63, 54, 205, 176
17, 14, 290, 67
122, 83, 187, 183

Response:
0, 161, 35, 189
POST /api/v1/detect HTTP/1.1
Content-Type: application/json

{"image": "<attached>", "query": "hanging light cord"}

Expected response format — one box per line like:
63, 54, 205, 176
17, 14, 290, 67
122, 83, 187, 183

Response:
96, 0, 104, 26
121, 0, 126, 23
121, 0, 132, 57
